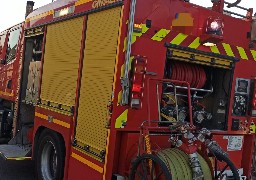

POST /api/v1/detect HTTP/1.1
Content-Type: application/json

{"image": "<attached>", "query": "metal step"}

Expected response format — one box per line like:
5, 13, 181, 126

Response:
0, 144, 32, 160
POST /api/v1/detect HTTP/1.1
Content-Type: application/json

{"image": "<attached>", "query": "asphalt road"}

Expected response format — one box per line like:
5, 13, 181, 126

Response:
0, 158, 36, 180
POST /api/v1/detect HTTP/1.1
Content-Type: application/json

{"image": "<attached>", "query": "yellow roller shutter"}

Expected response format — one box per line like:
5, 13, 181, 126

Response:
75, 6, 122, 160
40, 17, 84, 110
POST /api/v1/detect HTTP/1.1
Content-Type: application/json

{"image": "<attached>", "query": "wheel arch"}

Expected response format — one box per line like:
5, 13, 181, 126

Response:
33, 126, 66, 159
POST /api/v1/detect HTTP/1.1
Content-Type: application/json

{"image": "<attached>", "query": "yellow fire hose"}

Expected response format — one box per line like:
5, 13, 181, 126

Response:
157, 148, 212, 180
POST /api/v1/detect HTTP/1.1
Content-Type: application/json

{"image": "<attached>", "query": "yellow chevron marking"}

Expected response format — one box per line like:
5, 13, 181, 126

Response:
251, 50, 256, 61
35, 112, 70, 128
123, 24, 148, 51
210, 46, 220, 54
222, 43, 235, 57
236, 46, 248, 60
71, 152, 103, 173
141, 24, 150, 35
115, 109, 128, 128
121, 64, 125, 77
188, 37, 200, 49
170, 47, 232, 68
117, 91, 122, 105
151, 29, 170, 41
132, 24, 149, 38
170, 33, 188, 45
120, 56, 134, 78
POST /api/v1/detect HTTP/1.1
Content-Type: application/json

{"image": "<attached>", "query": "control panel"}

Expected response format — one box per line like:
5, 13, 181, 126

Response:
232, 78, 250, 116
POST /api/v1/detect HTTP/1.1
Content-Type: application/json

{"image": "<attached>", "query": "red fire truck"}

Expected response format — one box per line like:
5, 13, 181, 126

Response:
0, 0, 255, 179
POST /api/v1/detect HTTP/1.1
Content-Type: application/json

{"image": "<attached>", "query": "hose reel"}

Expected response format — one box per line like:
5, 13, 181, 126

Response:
129, 122, 240, 180
129, 147, 240, 180
157, 148, 212, 180
129, 148, 212, 180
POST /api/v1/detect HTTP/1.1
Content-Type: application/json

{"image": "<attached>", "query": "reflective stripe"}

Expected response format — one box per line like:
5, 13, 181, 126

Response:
0, 91, 14, 97
71, 152, 103, 173
251, 50, 256, 61
35, 112, 47, 119
103, 129, 111, 180
222, 43, 235, 57
7, 157, 32, 160
112, 6, 124, 94
115, 109, 128, 128
132, 24, 149, 38
117, 91, 122, 105
75, 0, 93, 6
188, 37, 200, 49
123, 25, 148, 51
237, 46, 248, 60
35, 112, 70, 128
120, 56, 134, 77
210, 46, 220, 54
53, 119, 70, 128
151, 29, 170, 41
141, 24, 149, 34
170, 33, 188, 45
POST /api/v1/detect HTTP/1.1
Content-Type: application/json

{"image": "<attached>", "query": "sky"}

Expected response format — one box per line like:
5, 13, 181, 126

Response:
0, 0, 53, 32
0, 0, 255, 32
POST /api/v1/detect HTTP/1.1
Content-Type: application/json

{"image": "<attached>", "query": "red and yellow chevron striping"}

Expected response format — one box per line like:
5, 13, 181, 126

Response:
129, 25, 256, 61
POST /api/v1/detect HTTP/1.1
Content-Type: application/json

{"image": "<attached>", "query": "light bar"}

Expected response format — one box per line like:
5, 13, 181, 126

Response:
54, 6, 75, 18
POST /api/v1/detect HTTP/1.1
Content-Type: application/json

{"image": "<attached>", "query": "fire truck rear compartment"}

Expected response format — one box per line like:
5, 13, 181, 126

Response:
162, 45, 236, 130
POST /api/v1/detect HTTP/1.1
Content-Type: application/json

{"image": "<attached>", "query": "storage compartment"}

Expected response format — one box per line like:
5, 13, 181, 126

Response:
74, 6, 122, 161
39, 17, 84, 113
160, 44, 238, 130
21, 33, 43, 105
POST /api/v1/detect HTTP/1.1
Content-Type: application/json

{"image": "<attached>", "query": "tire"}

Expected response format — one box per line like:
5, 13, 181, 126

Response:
129, 154, 172, 180
35, 129, 65, 180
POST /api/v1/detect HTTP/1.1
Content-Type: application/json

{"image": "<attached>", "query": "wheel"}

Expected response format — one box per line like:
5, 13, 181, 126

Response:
35, 129, 65, 180
129, 154, 172, 180
212, 150, 240, 180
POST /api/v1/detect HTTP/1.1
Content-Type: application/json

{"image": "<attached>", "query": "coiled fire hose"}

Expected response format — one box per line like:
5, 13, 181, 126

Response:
156, 148, 212, 180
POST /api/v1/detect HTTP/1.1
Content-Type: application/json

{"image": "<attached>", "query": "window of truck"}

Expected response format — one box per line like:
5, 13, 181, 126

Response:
5, 28, 21, 64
